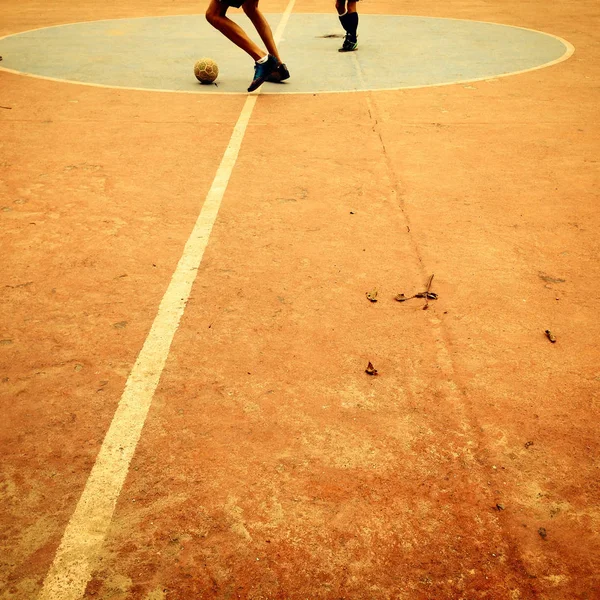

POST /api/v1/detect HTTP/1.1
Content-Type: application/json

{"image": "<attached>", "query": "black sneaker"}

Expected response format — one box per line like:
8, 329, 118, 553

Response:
248, 54, 279, 92
339, 34, 358, 52
267, 63, 290, 83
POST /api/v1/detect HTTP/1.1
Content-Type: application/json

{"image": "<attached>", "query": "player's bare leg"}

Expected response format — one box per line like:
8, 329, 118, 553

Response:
242, 0, 281, 63
205, 0, 286, 90
335, 0, 358, 15
205, 0, 264, 61
242, 0, 290, 83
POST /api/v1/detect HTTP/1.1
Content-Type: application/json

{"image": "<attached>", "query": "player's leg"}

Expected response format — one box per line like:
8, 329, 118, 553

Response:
206, 0, 278, 91
243, 0, 290, 83
205, 0, 264, 61
336, 0, 359, 52
242, 0, 281, 63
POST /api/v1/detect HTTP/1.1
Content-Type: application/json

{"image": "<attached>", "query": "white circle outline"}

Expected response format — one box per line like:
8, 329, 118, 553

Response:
0, 13, 575, 96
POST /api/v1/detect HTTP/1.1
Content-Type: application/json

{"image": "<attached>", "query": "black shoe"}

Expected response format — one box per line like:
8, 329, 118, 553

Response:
267, 63, 290, 83
248, 55, 279, 92
339, 34, 358, 52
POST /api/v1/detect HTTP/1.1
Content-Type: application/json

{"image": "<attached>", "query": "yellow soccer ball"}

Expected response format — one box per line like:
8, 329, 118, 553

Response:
194, 58, 219, 84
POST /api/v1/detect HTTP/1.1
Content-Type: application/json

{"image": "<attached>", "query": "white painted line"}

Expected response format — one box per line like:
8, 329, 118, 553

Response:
274, 0, 295, 42
37, 2, 296, 599
37, 95, 256, 600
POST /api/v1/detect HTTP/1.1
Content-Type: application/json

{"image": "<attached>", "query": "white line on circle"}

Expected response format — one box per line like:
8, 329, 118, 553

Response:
36, 2, 296, 598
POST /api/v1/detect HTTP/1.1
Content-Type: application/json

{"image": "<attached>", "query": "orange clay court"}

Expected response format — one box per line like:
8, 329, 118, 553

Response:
0, 1, 599, 599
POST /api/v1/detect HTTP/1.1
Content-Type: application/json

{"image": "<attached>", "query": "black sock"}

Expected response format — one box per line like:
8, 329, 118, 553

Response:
339, 12, 359, 39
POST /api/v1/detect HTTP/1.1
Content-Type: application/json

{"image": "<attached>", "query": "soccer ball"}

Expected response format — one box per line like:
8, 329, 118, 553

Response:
194, 58, 219, 84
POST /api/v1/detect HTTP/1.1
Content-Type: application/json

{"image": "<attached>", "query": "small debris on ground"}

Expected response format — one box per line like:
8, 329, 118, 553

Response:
525, 441, 534, 449
545, 330, 557, 343
495, 503, 506, 511
395, 274, 437, 309
422, 274, 434, 310
538, 272, 565, 284
365, 362, 378, 376
538, 527, 547, 540
366, 290, 378, 303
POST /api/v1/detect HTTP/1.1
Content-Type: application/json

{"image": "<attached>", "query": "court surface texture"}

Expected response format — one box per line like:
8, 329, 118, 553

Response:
0, 1, 598, 599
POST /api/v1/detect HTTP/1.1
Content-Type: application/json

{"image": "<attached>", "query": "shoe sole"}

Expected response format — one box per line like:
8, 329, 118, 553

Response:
248, 78, 267, 92
267, 74, 290, 83
267, 65, 290, 84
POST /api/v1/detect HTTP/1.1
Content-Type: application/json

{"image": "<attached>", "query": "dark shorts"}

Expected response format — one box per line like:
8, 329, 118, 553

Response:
219, 0, 245, 7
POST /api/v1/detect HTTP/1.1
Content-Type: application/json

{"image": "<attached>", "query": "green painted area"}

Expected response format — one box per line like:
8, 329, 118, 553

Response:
0, 14, 571, 94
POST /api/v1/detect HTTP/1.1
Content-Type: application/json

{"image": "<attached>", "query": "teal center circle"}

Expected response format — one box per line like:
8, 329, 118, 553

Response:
0, 14, 572, 94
